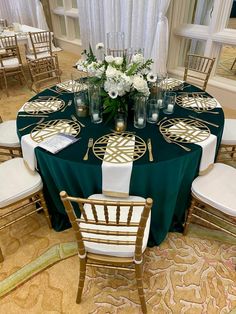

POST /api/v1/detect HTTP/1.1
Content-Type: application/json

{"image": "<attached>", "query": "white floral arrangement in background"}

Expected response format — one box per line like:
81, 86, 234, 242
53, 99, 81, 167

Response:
76, 43, 154, 118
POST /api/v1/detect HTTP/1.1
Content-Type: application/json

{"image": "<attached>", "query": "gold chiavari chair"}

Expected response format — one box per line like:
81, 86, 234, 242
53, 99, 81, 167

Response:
217, 119, 236, 163
0, 158, 52, 262
26, 31, 52, 61
0, 35, 27, 96
60, 191, 153, 314
183, 163, 236, 239
107, 48, 127, 57
0, 115, 22, 161
183, 54, 215, 91
27, 55, 61, 93
231, 57, 236, 70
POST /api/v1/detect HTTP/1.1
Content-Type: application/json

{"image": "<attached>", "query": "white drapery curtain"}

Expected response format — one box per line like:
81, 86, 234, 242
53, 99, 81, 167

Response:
77, 0, 171, 74
0, 0, 48, 30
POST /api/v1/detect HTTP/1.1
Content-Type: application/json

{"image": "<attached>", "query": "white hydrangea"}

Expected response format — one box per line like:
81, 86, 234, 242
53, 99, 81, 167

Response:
106, 65, 118, 78
95, 65, 105, 78
132, 75, 150, 96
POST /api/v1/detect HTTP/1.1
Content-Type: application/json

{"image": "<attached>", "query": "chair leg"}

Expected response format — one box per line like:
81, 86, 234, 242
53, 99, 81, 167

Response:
0, 247, 4, 262
183, 198, 196, 235
39, 190, 52, 229
76, 257, 87, 304
3, 70, 8, 97
231, 58, 236, 70
135, 262, 147, 314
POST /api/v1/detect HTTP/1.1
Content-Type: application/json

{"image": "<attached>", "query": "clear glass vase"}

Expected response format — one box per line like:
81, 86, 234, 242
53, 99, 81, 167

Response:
88, 84, 102, 124
133, 95, 147, 129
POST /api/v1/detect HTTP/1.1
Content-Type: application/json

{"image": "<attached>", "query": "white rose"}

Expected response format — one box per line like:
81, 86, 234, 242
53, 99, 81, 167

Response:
114, 57, 123, 66
105, 55, 114, 63
131, 53, 144, 64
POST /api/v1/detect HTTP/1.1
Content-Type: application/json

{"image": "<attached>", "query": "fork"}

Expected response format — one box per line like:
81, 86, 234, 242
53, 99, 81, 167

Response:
61, 100, 72, 112
71, 114, 86, 127
18, 118, 45, 131
147, 138, 154, 162
83, 138, 93, 160
163, 135, 191, 152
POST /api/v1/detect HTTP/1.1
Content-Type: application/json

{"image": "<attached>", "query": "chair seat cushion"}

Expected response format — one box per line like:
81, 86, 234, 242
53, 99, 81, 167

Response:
80, 194, 151, 258
221, 119, 236, 145
0, 158, 43, 208
0, 57, 20, 68
26, 52, 51, 60
192, 163, 236, 216
0, 120, 20, 147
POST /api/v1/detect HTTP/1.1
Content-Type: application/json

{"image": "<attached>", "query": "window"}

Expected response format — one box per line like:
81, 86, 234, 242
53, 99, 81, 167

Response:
168, 0, 236, 84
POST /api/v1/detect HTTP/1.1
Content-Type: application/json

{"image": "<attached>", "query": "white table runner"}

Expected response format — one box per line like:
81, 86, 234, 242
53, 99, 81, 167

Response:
102, 135, 135, 197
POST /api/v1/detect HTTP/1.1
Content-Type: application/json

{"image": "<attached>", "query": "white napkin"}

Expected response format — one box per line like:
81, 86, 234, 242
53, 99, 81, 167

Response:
20, 100, 61, 112
102, 135, 135, 197
21, 122, 77, 171
169, 121, 217, 174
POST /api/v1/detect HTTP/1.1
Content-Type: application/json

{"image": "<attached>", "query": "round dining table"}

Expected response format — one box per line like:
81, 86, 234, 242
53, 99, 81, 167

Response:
16, 82, 224, 246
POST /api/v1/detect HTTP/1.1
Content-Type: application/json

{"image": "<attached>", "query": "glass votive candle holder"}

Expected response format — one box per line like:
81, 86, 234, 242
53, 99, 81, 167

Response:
114, 111, 127, 132
147, 99, 159, 124
133, 95, 147, 129
74, 91, 88, 117
163, 92, 176, 115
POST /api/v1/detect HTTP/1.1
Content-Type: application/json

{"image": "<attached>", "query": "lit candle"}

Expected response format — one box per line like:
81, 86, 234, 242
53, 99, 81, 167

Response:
167, 104, 174, 113
93, 113, 99, 121
76, 98, 83, 105
116, 120, 125, 132
157, 99, 163, 108
138, 117, 144, 125
151, 113, 158, 121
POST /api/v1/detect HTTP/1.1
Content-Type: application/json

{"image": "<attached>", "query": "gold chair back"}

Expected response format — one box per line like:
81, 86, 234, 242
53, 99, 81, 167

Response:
183, 54, 215, 91
60, 191, 153, 313
107, 48, 127, 57
27, 55, 61, 92
28, 31, 52, 59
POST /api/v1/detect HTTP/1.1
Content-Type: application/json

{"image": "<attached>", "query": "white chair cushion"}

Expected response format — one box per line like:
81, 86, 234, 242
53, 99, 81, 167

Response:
80, 194, 151, 258
0, 158, 43, 208
26, 52, 51, 60
0, 120, 20, 147
0, 57, 20, 68
192, 163, 236, 216
221, 119, 236, 145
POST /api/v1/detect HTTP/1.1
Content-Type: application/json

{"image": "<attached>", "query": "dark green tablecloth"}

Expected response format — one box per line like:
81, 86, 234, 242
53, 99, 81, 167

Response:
17, 83, 224, 246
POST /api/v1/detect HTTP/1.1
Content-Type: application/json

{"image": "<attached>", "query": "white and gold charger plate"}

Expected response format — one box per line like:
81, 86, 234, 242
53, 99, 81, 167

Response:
159, 117, 210, 143
30, 119, 81, 143
176, 94, 217, 112
56, 80, 88, 93
93, 132, 146, 163
23, 97, 65, 114
158, 78, 184, 91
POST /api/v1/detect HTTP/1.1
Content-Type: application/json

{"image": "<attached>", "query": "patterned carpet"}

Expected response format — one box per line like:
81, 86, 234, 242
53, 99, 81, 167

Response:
0, 50, 236, 313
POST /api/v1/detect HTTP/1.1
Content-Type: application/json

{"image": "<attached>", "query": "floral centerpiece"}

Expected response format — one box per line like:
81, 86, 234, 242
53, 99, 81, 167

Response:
76, 43, 155, 120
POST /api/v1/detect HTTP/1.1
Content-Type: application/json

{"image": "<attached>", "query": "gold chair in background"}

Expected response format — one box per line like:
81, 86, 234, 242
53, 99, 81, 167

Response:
183, 163, 236, 238
25, 31, 52, 61
230, 57, 236, 70
0, 35, 27, 96
60, 191, 153, 314
27, 55, 61, 92
0, 115, 22, 160
217, 119, 236, 163
0, 158, 52, 262
183, 54, 215, 91
107, 48, 127, 57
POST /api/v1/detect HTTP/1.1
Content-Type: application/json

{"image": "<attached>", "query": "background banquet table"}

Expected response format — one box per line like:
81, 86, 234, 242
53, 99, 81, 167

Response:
16, 83, 224, 246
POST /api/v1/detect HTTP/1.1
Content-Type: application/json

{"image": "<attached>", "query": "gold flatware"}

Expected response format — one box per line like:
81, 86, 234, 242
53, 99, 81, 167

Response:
61, 99, 72, 112
163, 135, 191, 152
188, 115, 219, 128
83, 138, 93, 160
157, 116, 167, 126
147, 138, 154, 162
47, 87, 62, 95
71, 114, 86, 127
18, 118, 45, 131
18, 114, 49, 118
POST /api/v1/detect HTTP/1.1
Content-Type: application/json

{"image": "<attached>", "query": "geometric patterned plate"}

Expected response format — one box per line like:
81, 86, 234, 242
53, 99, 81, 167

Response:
56, 80, 88, 93
158, 78, 184, 91
23, 97, 65, 114
93, 132, 146, 163
176, 94, 217, 112
159, 118, 210, 143
30, 119, 81, 143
